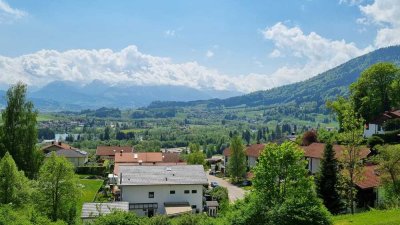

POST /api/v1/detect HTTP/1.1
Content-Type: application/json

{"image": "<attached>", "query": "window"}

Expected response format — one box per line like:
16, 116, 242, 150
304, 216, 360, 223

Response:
191, 190, 197, 194
191, 205, 197, 209
184, 190, 190, 194
149, 192, 154, 198
170, 190, 175, 194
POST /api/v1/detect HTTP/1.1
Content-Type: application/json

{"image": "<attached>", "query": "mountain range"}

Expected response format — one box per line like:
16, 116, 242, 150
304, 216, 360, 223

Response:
0, 46, 399, 112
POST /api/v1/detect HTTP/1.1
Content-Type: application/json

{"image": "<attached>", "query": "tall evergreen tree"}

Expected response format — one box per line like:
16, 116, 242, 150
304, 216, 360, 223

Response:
0, 82, 42, 179
228, 136, 246, 182
316, 143, 343, 214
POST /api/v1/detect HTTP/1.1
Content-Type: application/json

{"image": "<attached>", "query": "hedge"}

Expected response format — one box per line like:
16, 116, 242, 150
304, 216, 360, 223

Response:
76, 166, 107, 176
373, 129, 400, 143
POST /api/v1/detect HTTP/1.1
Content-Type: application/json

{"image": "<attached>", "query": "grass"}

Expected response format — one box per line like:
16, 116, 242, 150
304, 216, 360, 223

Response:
77, 178, 104, 215
333, 208, 400, 225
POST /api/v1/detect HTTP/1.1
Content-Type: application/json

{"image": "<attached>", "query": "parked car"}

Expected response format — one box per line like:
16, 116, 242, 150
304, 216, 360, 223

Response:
242, 180, 252, 186
210, 181, 219, 188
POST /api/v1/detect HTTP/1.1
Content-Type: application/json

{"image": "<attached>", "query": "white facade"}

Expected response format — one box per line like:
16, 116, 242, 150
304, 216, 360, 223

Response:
307, 157, 321, 174
364, 123, 385, 138
120, 184, 203, 216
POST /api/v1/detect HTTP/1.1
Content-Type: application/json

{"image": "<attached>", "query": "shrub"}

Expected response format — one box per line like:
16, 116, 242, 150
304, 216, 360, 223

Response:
383, 118, 400, 131
373, 129, 400, 143
367, 136, 384, 148
75, 166, 106, 176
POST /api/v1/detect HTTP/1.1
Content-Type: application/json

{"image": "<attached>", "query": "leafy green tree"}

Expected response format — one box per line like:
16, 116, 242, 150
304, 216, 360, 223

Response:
208, 186, 229, 213
134, 140, 161, 152
228, 136, 246, 182
338, 104, 364, 214
316, 143, 343, 214
249, 142, 332, 225
0, 82, 42, 179
350, 62, 400, 122
187, 151, 205, 165
36, 153, 80, 223
0, 205, 67, 225
189, 143, 200, 153
0, 152, 31, 206
147, 215, 171, 225
327, 97, 351, 132
375, 144, 400, 207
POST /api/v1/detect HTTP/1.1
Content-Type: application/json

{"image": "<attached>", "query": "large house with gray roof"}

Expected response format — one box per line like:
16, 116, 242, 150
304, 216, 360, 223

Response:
117, 165, 208, 217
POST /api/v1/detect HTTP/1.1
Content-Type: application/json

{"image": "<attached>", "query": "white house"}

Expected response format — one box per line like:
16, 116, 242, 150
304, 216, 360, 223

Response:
363, 109, 400, 138
118, 165, 208, 217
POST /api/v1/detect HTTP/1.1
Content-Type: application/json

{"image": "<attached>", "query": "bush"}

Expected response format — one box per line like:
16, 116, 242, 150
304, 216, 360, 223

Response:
91, 211, 143, 225
373, 129, 400, 143
383, 118, 400, 131
147, 215, 171, 225
367, 136, 384, 148
75, 166, 106, 176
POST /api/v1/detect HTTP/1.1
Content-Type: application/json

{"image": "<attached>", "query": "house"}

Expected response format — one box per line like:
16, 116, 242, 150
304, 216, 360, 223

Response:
42, 141, 88, 167
355, 165, 382, 209
301, 142, 371, 174
222, 143, 266, 172
364, 109, 400, 138
45, 148, 88, 167
81, 202, 129, 222
96, 146, 134, 161
117, 165, 208, 217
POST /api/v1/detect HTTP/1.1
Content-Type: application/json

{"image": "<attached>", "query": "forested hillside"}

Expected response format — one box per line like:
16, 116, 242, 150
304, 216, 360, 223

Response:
149, 46, 400, 110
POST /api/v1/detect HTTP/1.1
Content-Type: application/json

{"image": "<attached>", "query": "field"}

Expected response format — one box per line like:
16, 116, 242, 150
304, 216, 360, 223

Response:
77, 179, 104, 213
333, 209, 400, 225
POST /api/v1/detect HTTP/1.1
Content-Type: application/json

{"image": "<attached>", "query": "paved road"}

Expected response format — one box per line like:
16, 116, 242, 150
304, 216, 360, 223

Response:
206, 173, 246, 202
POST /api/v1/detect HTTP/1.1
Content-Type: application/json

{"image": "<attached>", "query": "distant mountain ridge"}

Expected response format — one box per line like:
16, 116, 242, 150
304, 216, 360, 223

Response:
15, 81, 241, 111
148, 46, 400, 109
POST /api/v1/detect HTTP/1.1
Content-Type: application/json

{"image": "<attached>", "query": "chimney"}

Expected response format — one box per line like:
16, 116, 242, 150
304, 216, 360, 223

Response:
120, 150, 124, 156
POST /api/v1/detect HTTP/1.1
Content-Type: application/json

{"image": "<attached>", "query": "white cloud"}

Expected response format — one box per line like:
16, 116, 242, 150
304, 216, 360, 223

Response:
164, 29, 175, 37
261, 22, 373, 84
359, 0, 400, 47
268, 49, 283, 58
0, 0, 26, 22
205, 50, 214, 58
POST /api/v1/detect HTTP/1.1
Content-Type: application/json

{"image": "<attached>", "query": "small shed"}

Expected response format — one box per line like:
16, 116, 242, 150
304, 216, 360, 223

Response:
205, 201, 219, 217
81, 202, 129, 222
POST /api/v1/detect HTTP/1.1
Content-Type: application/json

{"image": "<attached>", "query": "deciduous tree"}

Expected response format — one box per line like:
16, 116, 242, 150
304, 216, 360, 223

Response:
228, 136, 246, 182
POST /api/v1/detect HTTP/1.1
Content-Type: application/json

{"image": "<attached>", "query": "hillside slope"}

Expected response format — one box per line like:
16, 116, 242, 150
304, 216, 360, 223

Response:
149, 46, 400, 109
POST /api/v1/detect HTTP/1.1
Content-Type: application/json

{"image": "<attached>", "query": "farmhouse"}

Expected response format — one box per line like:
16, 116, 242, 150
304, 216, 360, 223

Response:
117, 165, 208, 217
363, 109, 400, 138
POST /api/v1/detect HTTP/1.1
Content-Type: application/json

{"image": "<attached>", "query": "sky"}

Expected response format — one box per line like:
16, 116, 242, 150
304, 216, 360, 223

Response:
0, 0, 399, 92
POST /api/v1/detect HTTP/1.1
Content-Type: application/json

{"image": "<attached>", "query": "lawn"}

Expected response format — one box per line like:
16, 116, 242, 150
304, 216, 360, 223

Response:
77, 179, 104, 214
333, 209, 400, 225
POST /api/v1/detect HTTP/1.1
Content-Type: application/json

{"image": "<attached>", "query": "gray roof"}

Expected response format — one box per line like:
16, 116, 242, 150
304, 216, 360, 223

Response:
46, 149, 87, 158
81, 202, 129, 218
119, 165, 208, 186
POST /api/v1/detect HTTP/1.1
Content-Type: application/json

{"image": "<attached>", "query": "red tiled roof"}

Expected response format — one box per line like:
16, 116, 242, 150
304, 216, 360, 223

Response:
162, 152, 181, 163
356, 165, 380, 189
246, 144, 265, 157
42, 142, 77, 151
114, 152, 163, 163
223, 144, 266, 157
301, 143, 370, 160
96, 146, 133, 156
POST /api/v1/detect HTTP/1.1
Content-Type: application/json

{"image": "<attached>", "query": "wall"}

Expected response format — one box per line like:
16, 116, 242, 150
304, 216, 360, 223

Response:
307, 157, 321, 174
248, 156, 257, 168
121, 184, 203, 216
364, 123, 385, 138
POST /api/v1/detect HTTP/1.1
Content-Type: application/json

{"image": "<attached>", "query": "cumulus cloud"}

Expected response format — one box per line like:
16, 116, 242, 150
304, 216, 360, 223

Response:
0, 45, 278, 93
0, 0, 26, 23
261, 22, 373, 84
359, 0, 400, 47
268, 49, 283, 58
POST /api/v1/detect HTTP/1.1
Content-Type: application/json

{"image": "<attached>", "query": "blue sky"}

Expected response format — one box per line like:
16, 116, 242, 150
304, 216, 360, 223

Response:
0, 0, 398, 92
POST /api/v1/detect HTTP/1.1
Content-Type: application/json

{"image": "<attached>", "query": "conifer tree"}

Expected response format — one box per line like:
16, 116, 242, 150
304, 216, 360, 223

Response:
316, 143, 343, 214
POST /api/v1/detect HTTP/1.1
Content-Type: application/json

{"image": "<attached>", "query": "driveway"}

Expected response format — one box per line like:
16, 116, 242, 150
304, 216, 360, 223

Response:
206, 173, 246, 202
